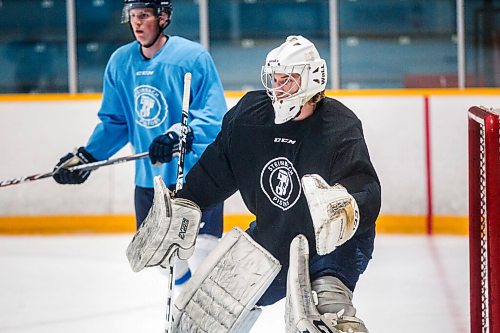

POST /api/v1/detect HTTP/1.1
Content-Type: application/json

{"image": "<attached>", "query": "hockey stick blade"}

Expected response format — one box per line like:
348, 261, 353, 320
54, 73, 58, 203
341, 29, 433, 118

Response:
0, 171, 56, 188
0, 152, 149, 188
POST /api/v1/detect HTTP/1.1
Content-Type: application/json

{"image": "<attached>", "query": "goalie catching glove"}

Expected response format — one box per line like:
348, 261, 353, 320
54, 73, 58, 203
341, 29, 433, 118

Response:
126, 176, 202, 272
301, 174, 360, 255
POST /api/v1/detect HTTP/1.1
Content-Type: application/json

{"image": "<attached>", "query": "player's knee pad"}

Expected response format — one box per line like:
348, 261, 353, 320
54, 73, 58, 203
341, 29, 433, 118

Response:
172, 227, 281, 333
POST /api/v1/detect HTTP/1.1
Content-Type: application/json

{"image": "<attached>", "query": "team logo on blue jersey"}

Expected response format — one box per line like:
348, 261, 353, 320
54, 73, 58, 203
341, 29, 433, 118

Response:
134, 85, 168, 128
260, 157, 301, 211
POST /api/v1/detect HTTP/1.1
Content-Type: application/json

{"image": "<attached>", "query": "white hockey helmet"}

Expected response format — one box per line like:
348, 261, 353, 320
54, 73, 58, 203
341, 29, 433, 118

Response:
261, 35, 327, 124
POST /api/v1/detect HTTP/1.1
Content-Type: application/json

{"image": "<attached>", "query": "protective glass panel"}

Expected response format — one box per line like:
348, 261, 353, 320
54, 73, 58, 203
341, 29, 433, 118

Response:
338, 0, 458, 88
209, 0, 329, 91
75, 0, 199, 92
464, 0, 500, 87
0, 0, 68, 93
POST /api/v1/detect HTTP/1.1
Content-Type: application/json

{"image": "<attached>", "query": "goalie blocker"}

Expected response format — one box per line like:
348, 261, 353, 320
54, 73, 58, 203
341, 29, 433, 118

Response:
126, 176, 202, 272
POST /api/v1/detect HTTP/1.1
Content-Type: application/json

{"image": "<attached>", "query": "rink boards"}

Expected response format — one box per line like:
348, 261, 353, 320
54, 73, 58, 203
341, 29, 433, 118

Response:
0, 89, 499, 235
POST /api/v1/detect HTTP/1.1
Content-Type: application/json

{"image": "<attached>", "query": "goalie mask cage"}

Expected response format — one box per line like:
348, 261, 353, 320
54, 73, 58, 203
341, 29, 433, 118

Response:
468, 106, 500, 333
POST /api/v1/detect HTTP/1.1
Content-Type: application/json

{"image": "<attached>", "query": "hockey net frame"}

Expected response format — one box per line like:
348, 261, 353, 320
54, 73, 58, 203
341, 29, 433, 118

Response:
468, 106, 500, 333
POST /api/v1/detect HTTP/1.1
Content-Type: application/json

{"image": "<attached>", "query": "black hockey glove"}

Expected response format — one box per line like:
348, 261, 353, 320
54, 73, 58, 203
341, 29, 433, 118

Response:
149, 123, 194, 165
53, 147, 97, 184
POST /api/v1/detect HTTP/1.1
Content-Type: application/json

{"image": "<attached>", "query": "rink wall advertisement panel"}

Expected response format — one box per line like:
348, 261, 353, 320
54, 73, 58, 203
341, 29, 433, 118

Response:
0, 89, 498, 235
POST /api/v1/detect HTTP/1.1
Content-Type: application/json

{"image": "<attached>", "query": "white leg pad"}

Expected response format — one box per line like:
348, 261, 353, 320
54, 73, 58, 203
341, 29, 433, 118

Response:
286, 234, 341, 333
174, 235, 219, 287
172, 227, 281, 333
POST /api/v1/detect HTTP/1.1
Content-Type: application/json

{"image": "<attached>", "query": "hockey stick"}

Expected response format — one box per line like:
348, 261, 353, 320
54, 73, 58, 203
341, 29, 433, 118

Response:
0, 152, 149, 188
164, 72, 192, 333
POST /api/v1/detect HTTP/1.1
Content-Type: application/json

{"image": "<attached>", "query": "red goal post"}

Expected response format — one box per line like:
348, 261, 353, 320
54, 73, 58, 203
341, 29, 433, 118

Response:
468, 106, 500, 333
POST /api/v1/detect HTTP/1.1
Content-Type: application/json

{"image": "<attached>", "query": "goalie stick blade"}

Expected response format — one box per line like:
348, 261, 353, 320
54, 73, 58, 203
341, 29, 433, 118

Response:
0, 171, 55, 188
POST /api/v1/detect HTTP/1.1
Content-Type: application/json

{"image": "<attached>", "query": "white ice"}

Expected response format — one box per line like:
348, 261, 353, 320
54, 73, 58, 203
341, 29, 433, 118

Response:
0, 234, 470, 332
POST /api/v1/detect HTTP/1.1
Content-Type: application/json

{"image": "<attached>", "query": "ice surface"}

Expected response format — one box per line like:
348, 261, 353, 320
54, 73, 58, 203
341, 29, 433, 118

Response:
0, 234, 469, 332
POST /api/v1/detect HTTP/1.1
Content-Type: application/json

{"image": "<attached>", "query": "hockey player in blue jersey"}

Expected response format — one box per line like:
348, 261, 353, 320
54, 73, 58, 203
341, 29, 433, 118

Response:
52, 0, 227, 285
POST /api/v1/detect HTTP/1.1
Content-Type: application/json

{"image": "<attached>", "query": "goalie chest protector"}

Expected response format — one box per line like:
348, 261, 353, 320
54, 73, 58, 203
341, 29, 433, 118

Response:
223, 90, 371, 268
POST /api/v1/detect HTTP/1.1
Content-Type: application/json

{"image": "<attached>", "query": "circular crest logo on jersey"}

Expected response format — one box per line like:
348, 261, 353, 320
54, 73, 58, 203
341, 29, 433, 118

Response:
260, 157, 301, 211
134, 85, 168, 128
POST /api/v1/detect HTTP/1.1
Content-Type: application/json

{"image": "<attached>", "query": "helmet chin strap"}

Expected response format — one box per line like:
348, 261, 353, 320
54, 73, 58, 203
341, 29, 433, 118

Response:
141, 29, 164, 48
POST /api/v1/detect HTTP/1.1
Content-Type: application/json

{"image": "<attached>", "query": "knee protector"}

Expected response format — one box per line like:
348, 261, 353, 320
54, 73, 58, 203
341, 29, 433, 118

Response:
312, 276, 368, 332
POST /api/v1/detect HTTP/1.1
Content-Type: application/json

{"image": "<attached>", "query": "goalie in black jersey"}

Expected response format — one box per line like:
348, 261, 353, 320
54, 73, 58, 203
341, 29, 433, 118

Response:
127, 35, 381, 333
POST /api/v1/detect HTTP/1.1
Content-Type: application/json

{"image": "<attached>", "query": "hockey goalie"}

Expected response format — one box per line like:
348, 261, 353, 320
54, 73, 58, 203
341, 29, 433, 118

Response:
127, 172, 376, 332
127, 34, 381, 332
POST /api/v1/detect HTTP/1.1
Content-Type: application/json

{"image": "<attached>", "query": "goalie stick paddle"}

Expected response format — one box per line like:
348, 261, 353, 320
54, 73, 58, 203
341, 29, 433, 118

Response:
0, 152, 149, 188
164, 72, 192, 333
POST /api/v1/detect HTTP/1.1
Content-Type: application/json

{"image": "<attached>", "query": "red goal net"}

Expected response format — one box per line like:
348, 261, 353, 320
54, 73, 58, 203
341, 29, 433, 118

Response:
468, 106, 500, 333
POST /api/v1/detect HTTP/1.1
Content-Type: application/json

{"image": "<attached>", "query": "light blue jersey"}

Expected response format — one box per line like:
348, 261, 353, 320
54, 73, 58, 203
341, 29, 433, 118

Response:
85, 36, 227, 188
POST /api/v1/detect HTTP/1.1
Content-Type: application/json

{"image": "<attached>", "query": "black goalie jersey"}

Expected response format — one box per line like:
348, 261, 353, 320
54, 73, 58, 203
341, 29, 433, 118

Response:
177, 90, 381, 268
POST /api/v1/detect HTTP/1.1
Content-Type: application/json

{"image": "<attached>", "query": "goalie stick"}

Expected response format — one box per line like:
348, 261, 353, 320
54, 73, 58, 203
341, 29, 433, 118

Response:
0, 152, 149, 188
164, 72, 192, 333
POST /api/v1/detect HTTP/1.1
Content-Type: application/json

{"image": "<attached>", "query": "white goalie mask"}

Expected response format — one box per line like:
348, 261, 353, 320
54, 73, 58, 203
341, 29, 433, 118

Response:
261, 35, 327, 124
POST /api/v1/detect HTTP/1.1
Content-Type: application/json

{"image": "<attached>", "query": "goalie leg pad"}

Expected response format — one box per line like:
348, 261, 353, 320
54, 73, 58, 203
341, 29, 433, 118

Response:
126, 176, 201, 272
286, 234, 341, 333
174, 235, 219, 286
301, 174, 360, 255
286, 234, 369, 333
172, 227, 281, 333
